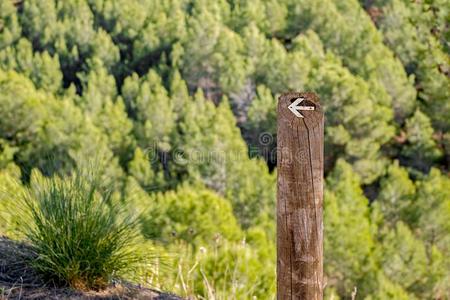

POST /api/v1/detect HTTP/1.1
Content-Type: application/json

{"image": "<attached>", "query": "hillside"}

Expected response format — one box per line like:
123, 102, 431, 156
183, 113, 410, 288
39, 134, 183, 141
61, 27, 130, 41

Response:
0, 0, 449, 299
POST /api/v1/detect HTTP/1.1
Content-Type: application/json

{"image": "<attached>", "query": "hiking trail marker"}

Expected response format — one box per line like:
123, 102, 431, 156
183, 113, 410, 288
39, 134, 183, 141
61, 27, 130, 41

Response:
287, 97, 316, 118
277, 92, 324, 299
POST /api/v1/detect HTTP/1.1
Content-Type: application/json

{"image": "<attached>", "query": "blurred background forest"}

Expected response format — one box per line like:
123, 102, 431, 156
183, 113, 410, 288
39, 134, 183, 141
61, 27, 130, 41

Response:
0, 0, 449, 299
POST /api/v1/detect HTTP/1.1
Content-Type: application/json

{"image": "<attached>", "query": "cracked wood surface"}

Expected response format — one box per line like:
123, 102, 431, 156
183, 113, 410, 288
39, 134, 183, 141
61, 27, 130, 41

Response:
277, 92, 324, 300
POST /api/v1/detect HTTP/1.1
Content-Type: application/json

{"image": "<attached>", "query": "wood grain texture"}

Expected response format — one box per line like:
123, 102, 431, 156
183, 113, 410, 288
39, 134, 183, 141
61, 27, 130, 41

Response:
277, 92, 324, 300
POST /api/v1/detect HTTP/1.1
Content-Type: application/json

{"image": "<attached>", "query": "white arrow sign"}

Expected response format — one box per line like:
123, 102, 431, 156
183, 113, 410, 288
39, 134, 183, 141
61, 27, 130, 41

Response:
288, 97, 315, 118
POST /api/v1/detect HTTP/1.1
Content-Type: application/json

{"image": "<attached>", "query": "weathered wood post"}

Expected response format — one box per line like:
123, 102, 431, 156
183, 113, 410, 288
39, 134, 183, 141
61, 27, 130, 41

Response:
277, 92, 324, 299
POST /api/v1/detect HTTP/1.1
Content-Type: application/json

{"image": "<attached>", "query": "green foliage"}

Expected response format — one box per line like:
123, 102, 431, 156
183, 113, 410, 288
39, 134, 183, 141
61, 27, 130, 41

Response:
161, 238, 275, 300
0, 38, 63, 93
128, 147, 157, 191
0, 1, 21, 49
18, 169, 140, 289
122, 70, 175, 153
379, 222, 441, 298
366, 272, 413, 300
0, 69, 123, 182
0, 0, 448, 298
181, 7, 249, 95
193, 241, 275, 299
0, 164, 25, 238
246, 84, 277, 142
21, 0, 120, 86
283, 0, 417, 122
401, 109, 443, 171
372, 0, 450, 130
375, 161, 416, 226
78, 59, 134, 163
141, 184, 243, 245
414, 168, 450, 252
324, 159, 377, 295
175, 91, 276, 228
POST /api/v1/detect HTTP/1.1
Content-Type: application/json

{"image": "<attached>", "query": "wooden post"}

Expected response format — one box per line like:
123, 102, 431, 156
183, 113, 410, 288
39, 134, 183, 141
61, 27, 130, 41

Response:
277, 92, 324, 299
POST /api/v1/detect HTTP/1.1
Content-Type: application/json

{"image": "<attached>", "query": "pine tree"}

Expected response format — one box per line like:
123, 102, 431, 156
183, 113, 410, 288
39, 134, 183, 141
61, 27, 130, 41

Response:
0, 69, 123, 183
375, 161, 416, 226
283, 0, 417, 122
21, 0, 120, 87
0, 38, 62, 93
371, 0, 450, 131
414, 168, 450, 253
324, 159, 377, 296
0, 0, 21, 49
177, 91, 276, 228
401, 109, 442, 172
128, 147, 165, 192
302, 33, 395, 183
168, 69, 189, 119
380, 221, 444, 298
0, 1, 448, 297
122, 70, 175, 153
78, 59, 134, 163
181, 7, 249, 97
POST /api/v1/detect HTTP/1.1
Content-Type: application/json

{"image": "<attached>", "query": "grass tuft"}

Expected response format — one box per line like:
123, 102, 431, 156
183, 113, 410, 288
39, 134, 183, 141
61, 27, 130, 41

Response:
19, 169, 140, 290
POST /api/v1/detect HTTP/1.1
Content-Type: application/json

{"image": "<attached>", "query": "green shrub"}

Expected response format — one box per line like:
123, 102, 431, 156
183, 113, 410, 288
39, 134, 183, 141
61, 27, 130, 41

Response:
141, 184, 243, 246
19, 169, 140, 289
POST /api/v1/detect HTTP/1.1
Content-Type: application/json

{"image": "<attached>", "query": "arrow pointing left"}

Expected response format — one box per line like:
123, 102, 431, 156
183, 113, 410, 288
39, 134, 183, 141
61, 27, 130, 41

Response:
288, 97, 315, 118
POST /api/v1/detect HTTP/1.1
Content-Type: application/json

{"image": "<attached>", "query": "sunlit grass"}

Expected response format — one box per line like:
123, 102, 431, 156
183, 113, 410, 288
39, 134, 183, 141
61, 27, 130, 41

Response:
19, 169, 141, 290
